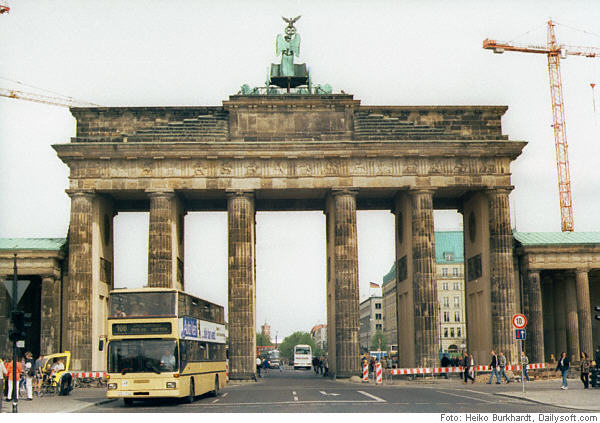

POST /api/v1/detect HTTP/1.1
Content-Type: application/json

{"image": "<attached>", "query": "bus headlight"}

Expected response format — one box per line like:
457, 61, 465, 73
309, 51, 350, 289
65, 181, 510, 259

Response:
166, 382, 176, 389
107, 383, 117, 390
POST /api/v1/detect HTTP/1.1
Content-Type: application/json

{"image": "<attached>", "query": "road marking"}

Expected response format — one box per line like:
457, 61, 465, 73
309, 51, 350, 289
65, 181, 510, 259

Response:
357, 390, 386, 402
211, 399, 219, 403
197, 400, 387, 406
434, 389, 495, 404
319, 391, 340, 396
292, 391, 298, 401
222, 393, 228, 398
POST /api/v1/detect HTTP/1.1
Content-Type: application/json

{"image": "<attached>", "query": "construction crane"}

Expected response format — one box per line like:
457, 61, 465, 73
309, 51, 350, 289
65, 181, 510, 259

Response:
0, 87, 99, 108
484, 20, 600, 232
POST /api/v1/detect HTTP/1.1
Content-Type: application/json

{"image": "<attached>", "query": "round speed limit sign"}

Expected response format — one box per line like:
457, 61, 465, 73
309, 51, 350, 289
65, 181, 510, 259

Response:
512, 314, 527, 329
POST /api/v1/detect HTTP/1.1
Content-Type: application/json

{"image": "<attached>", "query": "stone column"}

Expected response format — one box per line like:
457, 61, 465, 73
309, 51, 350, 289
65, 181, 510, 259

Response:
553, 274, 568, 357
487, 189, 518, 362
526, 270, 544, 363
565, 272, 580, 361
147, 190, 185, 289
329, 189, 360, 378
410, 189, 439, 368
66, 190, 95, 371
541, 275, 556, 361
575, 269, 593, 357
40, 276, 61, 355
227, 191, 256, 380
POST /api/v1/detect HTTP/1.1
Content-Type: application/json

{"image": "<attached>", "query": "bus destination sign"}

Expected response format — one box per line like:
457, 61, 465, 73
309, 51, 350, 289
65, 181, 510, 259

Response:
112, 322, 172, 336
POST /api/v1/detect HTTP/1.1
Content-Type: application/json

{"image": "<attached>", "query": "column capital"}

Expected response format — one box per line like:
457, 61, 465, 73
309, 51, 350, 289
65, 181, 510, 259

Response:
65, 189, 95, 199
485, 186, 514, 196
225, 189, 254, 200
575, 268, 590, 275
330, 188, 358, 197
409, 188, 435, 196
145, 188, 175, 198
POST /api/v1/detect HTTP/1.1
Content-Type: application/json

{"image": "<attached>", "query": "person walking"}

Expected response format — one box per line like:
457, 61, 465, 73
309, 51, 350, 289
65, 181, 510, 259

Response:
33, 354, 44, 396
520, 351, 530, 382
24, 351, 34, 400
498, 352, 510, 383
441, 354, 450, 380
0, 357, 6, 411
555, 352, 570, 390
463, 352, 474, 383
487, 350, 501, 384
5, 358, 22, 401
579, 351, 590, 389
256, 356, 262, 378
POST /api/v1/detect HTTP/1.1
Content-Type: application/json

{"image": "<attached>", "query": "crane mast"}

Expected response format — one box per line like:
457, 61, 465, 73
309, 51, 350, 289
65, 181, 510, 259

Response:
484, 20, 600, 232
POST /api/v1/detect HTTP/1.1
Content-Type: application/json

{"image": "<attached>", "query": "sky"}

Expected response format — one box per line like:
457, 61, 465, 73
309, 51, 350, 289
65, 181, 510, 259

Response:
1, 0, 600, 340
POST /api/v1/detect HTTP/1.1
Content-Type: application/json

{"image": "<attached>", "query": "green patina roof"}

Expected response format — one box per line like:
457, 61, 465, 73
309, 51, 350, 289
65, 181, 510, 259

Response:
383, 231, 464, 286
0, 238, 67, 251
513, 232, 600, 246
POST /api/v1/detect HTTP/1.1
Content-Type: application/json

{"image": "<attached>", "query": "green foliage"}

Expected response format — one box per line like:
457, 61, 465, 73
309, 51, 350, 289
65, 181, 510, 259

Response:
278, 331, 322, 361
370, 330, 387, 351
256, 332, 271, 347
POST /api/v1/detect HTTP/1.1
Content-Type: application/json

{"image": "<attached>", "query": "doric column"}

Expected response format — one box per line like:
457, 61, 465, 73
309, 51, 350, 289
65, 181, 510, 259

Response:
541, 275, 556, 361
147, 189, 185, 289
575, 269, 593, 356
565, 272, 580, 361
526, 270, 544, 363
553, 274, 567, 357
227, 191, 256, 380
329, 189, 360, 378
410, 189, 439, 368
40, 276, 61, 355
66, 190, 95, 371
487, 188, 518, 362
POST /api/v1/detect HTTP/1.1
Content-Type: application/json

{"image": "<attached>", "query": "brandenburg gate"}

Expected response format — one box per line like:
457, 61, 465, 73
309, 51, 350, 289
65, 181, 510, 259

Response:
52, 18, 526, 377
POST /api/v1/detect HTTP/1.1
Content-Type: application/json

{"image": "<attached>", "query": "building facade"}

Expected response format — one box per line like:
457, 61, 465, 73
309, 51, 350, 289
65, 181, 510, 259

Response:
359, 294, 383, 352
310, 324, 327, 351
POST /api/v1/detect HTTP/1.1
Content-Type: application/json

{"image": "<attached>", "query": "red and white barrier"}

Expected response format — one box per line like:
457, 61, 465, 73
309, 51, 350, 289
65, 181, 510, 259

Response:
226, 362, 229, 383
389, 363, 547, 376
362, 362, 369, 382
375, 362, 382, 384
71, 371, 106, 378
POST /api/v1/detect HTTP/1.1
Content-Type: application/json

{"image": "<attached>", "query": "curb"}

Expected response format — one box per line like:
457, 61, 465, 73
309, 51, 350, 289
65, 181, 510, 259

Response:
495, 392, 599, 413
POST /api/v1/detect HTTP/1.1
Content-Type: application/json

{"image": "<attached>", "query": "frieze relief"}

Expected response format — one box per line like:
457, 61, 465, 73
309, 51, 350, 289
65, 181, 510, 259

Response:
72, 155, 504, 181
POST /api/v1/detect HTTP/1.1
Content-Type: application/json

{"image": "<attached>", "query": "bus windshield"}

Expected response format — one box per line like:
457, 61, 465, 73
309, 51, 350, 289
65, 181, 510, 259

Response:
295, 346, 311, 355
108, 339, 178, 374
110, 292, 176, 318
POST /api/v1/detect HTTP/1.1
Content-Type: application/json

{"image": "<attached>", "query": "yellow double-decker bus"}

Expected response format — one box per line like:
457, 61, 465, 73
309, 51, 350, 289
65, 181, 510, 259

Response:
104, 288, 226, 406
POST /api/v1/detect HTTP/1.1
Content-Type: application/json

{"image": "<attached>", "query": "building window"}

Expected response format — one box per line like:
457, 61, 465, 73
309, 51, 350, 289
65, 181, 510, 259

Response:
375, 324, 382, 330
444, 328, 449, 338
453, 282, 460, 290
442, 268, 448, 277
444, 311, 450, 322
443, 297, 449, 307
454, 311, 461, 322
457, 328, 462, 337
454, 296, 460, 308
375, 313, 382, 320
375, 303, 382, 309
450, 328, 455, 338
442, 282, 448, 290
452, 268, 459, 277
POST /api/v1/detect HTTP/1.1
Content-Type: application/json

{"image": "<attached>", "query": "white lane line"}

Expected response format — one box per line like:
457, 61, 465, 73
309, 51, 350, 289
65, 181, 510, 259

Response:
357, 390, 386, 403
198, 400, 386, 406
434, 389, 495, 404
211, 399, 219, 403
292, 391, 298, 401
221, 393, 228, 398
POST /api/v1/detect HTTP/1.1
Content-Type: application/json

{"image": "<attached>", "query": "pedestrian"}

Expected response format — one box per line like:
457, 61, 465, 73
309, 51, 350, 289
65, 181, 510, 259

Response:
441, 354, 450, 380
487, 350, 501, 384
579, 351, 590, 389
0, 357, 6, 411
33, 354, 44, 396
469, 353, 476, 381
555, 352, 570, 390
256, 356, 262, 378
498, 352, 510, 383
24, 351, 34, 400
5, 358, 23, 400
520, 351, 530, 382
463, 352, 474, 383
322, 356, 329, 377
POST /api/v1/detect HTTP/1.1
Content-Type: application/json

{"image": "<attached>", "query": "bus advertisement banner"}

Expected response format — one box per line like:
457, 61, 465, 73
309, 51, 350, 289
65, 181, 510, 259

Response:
179, 317, 227, 344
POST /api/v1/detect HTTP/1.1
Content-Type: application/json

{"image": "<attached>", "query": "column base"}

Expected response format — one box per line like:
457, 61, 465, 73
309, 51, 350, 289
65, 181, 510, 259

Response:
229, 372, 258, 381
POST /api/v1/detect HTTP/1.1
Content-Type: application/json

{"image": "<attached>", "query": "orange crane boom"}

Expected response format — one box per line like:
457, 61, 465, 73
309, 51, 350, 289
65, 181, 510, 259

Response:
0, 88, 99, 108
484, 20, 600, 232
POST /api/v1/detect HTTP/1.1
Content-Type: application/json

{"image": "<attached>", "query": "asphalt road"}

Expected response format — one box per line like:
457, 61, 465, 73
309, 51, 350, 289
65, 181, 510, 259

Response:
81, 367, 581, 413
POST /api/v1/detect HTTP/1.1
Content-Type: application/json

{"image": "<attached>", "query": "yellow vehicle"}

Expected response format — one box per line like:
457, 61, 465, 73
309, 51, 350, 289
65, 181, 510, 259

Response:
39, 351, 71, 396
104, 288, 226, 405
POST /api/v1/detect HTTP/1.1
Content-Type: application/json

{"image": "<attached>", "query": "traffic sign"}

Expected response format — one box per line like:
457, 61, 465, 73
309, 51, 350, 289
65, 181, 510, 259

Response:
3, 280, 30, 303
515, 329, 526, 340
512, 314, 527, 329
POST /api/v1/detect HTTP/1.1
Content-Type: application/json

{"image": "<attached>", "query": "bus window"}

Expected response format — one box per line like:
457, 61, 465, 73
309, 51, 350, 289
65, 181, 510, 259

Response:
108, 339, 178, 374
109, 292, 176, 318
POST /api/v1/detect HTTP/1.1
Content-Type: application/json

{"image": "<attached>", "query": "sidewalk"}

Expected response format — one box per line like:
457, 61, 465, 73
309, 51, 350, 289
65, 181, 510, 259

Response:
0, 387, 114, 413
497, 380, 600, 412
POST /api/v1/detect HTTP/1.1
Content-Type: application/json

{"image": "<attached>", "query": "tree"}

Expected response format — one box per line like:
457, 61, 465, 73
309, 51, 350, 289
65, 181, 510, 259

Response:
278, 331, 322, 361
370, 330, 387, 351
256, 332, 271, 347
